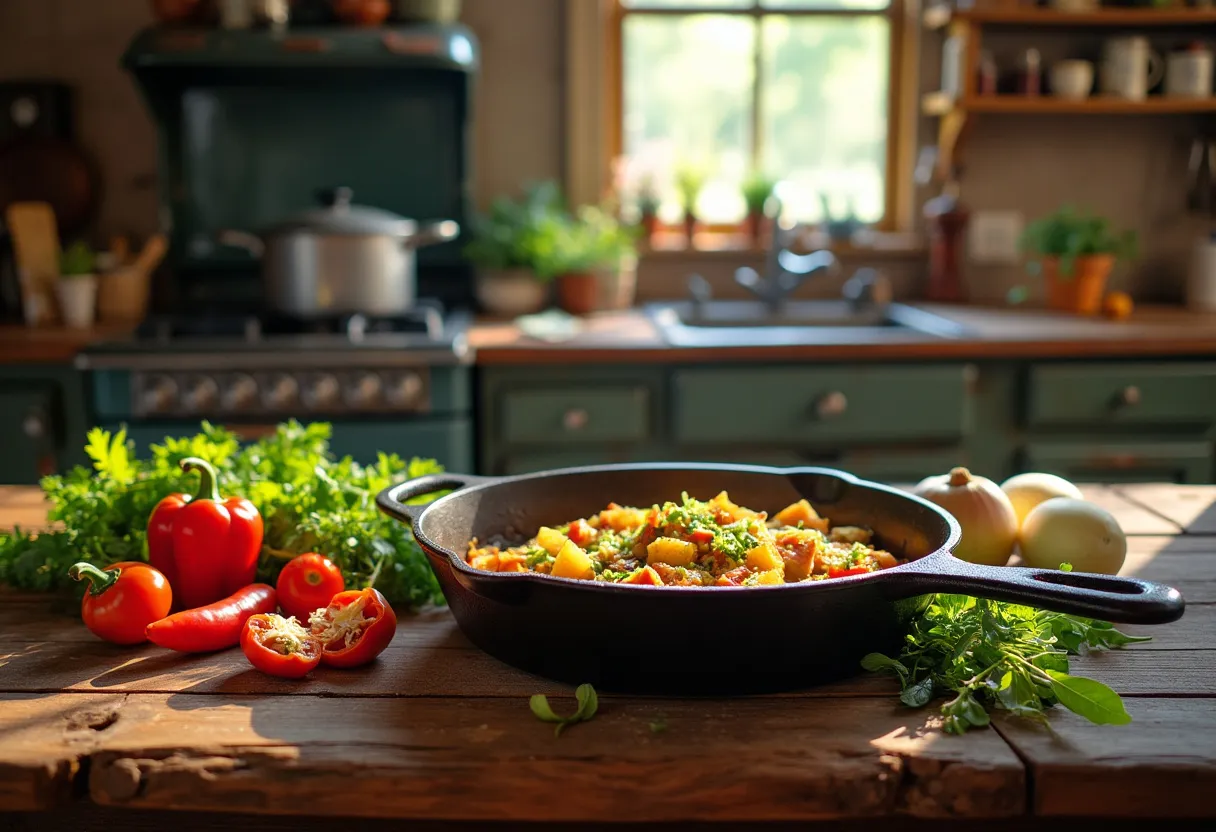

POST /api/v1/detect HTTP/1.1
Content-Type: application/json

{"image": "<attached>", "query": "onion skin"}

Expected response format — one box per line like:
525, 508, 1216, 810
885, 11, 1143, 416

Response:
1000, 472, 1084, 529
914, 467, 1019, 567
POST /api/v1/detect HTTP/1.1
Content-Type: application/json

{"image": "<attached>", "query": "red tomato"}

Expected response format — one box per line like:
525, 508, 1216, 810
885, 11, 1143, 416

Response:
309, 588, 397, 668
276, 553, 345, 621
688, 529, 714, 545
241, 613, 323, 679
828, 566, 871, 579
68, 561, 172, 645
567, 519, 594, 547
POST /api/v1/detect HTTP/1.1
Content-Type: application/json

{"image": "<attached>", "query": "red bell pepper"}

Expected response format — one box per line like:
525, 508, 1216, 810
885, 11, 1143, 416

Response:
148, 457, 264, 610
241, 613, 323, 679
309, 588, 397, 668
827, 566, 871, 579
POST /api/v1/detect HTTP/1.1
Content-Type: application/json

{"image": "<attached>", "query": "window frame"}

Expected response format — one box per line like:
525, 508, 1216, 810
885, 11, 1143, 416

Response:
566, 0, 919, 235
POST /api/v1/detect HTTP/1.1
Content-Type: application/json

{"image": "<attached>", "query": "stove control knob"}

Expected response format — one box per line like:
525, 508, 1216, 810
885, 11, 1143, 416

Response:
305, 373, 342, 410
223, 374, 259, 411
263, 374, 299, 410
141, 375, 178, 414
345, 372, 383, 408
182, 376, 220, 412
386, 371, 424, 408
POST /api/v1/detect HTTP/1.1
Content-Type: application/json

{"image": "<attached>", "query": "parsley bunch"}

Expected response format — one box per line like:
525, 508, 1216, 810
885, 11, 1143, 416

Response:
863, 590, 1149, 733
0, 421, 445, 611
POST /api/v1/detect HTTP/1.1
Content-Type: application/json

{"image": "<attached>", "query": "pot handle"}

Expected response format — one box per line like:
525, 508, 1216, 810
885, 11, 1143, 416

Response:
886, 555, 1184, 625
402, 220, 460, 250
217, 229, 266, 258
375, 472, 490, 528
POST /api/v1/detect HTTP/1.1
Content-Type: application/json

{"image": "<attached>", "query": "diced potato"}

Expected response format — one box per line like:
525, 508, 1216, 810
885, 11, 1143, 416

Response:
745, 541, 784, 572
469, 553, 499, 572
496, 553, 528, 573
646, 536, 698, 567
753, 568, 785, 585
551, 539, 595, 580
708, 491, 763, 524
598, 505, 648, 531
622, 565, 664, 586
871, 550, 899, 570
537, 526, 570, 555
775, 528, 819, 581
829, 526, 873, 545
772, 499, 829, 532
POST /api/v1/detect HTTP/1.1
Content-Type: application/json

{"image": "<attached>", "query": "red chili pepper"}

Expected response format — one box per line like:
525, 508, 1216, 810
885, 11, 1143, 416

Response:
68, 561, 172, 645
688, 529, 714, 545
828, 566, 871, 579
309, 588, 397, 668
146, 584, 277, 653
148, 457, 264, 611
241, 613, 323, 679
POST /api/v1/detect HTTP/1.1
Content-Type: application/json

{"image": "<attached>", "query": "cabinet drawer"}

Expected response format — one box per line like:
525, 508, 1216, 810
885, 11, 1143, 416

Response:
1027, 363, 1216, 428
1023, 439, 1213, 484
0, 386, 59, 484
672, 365, 970, 444
500, 386, 650, 445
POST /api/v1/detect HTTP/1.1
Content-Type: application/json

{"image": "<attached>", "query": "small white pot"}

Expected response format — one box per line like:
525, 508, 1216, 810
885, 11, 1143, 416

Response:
57, 275, 98, 328
1051, 60, 1094, 100
475, 268, 549, 317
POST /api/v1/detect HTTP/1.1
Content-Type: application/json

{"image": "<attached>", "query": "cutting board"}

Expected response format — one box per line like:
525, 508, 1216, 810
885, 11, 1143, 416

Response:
4, 201, 60, 325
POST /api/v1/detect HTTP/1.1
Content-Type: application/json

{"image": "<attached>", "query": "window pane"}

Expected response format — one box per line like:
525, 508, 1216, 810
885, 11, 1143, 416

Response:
762, 1, 889, 10
622, 14, 756, 223
623, 1, 754, 8
760, 15, 889, 224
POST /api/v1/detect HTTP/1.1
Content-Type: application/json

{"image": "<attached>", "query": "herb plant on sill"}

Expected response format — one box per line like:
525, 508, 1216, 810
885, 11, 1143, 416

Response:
1019, 206, 1138, 315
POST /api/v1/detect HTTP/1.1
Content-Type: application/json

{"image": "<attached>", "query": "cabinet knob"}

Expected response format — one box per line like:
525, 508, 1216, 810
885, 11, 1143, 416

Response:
816, 391, 848, 419
1117, 385, 1141, 408
22, 409, 46, 439
563, 408, 590, 431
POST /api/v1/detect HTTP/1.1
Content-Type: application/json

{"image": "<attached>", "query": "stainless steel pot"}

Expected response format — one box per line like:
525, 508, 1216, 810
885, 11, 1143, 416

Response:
219, 187, 459, 317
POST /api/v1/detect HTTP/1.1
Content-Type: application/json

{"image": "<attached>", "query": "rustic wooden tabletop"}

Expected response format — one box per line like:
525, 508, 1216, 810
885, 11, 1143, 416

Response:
1, 483, 1213, 830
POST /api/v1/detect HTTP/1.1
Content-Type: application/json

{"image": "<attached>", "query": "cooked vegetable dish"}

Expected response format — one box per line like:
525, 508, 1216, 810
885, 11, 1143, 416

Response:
465, 491, 902, 586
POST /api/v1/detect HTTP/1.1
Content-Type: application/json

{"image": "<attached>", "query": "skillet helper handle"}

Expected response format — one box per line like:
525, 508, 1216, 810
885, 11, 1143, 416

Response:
375, 473, 488, 528
894, 557, 1184, 625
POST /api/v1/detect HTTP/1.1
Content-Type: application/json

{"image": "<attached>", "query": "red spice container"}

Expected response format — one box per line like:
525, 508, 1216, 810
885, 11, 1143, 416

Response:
924, 182, 970, 303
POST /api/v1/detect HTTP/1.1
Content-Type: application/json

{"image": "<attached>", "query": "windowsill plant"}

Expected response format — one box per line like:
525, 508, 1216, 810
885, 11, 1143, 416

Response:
741, 172, 777, 247
1020, 206, 1138, 315
57, 240, 98, 329
674, 162, 707, 248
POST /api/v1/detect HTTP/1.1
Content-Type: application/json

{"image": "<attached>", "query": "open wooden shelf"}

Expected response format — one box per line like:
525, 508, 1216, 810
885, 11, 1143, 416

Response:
924, 7, 1216, 30
952, 95, 1216, 115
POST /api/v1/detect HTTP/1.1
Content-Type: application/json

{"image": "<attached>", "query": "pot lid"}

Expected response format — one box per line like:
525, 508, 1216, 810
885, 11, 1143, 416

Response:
272, 187, 417, 236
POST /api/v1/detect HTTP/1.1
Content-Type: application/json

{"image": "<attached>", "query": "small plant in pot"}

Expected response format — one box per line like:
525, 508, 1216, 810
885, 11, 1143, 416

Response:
533, 206, 639, 317
464, 182, 563, 318
674, 163, 707, 248
636, 175, 661, 245
1020, 206, 1138, 315
57, 241, 98, 329
741, 172, 777, 247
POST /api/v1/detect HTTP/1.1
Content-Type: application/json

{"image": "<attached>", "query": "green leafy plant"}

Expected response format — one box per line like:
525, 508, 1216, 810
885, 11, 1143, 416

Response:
674, 162, 708, 217
862, 589, 1149, 734
0, 422, 446, 611
59, 241, 96, 277
530, 683, 599, 737
1020, 206, 1138, 278
463, 181, 567, 279
741, 172, 777, 217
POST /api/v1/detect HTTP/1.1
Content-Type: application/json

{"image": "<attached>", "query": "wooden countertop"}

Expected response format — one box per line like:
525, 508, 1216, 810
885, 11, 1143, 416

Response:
0, 323, 134, 366
1, 483, 1214, 827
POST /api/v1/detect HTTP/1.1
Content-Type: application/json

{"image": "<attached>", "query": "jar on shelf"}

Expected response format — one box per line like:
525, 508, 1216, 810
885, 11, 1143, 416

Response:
977, 51, 999, 96
1018, 48, 1043, 97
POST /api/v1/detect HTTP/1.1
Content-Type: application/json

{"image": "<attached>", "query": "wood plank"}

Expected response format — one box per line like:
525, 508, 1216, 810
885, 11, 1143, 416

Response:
0, 693, 126, 811
1076, 485, 1184, 535
995, 698, 1216, 818
81, 692, 1024, 821
1115, 485, 1216, 535
0, 487, 54, 532
1120, 535, 1216, 604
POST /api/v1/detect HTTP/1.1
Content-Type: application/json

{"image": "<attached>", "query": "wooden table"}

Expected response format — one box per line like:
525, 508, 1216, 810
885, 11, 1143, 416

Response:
2, 484, 1215, 830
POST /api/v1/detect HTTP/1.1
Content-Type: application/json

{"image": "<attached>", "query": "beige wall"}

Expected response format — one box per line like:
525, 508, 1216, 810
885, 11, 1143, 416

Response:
0, 0, 564, 241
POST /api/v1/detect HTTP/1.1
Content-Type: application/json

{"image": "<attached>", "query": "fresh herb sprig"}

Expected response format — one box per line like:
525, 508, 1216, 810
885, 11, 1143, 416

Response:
0, 422, 446, 611
530, 684, 599, 737
863, 591, 1150, 734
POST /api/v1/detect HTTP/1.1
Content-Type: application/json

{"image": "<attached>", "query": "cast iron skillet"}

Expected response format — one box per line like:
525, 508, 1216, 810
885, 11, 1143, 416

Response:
376, 463, 1185, 695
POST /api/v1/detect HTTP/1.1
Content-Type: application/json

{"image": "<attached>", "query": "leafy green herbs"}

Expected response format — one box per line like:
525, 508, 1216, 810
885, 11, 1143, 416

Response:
0, 422, 446, 611
862, 593, 1149, 734
530, 684, 599, 737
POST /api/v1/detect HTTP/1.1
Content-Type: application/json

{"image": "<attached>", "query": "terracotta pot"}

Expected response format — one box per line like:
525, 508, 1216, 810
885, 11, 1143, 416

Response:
683, 213, 698, 247
556, 272, 599, 316
1042, 254, 1115, 315
474, 268, 548, 317
640, 212, 659, 244
332, 0, 392, 26
745, 211, 765, 247
150, 0, 204, 24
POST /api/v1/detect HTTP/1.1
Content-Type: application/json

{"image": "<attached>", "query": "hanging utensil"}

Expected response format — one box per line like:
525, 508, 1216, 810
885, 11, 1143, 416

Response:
5, 201, 61, 326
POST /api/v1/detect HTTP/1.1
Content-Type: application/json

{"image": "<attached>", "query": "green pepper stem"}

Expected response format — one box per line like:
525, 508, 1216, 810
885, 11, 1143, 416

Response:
68, 562, 119, 596
181, 457, 221, 502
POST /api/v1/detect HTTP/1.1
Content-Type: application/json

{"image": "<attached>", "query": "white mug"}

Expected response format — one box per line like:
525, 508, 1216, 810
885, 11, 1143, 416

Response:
1102, 37, 1164, 101
1166, 49, 1214, 98
1051, 60, 1094, 100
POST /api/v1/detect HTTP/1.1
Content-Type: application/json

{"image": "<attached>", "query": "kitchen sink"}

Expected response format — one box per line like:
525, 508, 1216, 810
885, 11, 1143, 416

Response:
646, 300, 972, 348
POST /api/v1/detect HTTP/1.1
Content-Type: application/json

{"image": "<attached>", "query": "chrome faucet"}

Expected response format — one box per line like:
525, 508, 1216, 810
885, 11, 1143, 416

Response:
734, 195, 841, 311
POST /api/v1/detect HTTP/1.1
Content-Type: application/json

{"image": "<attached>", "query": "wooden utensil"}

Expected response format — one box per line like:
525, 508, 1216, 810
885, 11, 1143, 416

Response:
4, 202, 60, 325
134, 233, 168, 275
98, 234, 167, 323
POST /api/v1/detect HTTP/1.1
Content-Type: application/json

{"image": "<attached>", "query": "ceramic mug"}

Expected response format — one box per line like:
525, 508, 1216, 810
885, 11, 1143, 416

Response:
1166, 48, 1214, 98
1051, 60, 1095, 100
1102, 37, 1164, 101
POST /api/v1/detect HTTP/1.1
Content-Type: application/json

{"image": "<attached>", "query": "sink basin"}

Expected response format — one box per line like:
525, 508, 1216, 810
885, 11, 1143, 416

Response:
646, 300, 971, 347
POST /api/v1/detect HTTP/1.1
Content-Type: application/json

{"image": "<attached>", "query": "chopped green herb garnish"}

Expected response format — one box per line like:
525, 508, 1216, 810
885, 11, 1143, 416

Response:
530, 683, 599, 737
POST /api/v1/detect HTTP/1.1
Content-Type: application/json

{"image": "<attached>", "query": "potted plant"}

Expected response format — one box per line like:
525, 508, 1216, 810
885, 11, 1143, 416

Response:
532, 205, 639, 316
675, 163, 707, 247
57, 241, 98, 329
1020, 206, 1138, 315
464, 182, 563, 318
637, 175, 661, 245
741, 172, 777, 246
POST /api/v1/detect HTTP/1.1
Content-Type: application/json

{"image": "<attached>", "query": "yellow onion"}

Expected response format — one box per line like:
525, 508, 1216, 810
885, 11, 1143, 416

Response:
914, 467, 1019, 566
1000, 472, 1084, 529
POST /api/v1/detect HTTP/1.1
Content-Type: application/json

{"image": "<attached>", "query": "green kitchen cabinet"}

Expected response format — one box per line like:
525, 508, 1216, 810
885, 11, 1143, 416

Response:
1023, 438, 1213, 484
0, 365, 89, 484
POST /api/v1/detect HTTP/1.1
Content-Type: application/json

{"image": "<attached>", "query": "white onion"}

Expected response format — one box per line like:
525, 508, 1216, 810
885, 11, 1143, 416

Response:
1000, 472, 1084, 529
1020, 497, 1127, 575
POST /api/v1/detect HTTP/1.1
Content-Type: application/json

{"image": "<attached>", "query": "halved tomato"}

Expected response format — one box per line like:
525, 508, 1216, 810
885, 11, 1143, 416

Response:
308, 587, 397, 668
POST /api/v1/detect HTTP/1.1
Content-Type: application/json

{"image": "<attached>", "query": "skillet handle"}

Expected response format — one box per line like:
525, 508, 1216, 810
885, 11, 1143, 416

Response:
888, 556, 1185, 625
375, 473, 489, 528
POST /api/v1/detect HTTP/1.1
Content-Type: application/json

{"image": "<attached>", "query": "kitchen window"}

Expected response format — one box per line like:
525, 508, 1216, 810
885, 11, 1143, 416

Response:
575, 0, 917, 234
